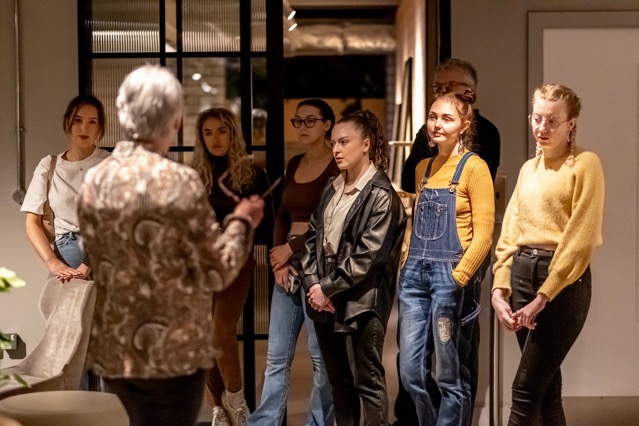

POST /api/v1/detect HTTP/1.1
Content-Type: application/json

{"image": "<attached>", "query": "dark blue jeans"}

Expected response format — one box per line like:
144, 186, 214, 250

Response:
508, 250, 591, 426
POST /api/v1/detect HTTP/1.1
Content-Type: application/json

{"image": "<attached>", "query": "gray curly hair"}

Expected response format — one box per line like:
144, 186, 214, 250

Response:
116, 65, 183, 142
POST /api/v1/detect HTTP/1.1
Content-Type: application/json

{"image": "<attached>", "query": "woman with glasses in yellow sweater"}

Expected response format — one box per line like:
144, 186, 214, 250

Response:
492, 84, 605, 425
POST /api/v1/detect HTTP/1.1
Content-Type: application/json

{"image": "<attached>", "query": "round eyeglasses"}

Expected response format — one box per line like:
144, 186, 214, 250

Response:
528, 114, 569, 130
290, 117, 325, 128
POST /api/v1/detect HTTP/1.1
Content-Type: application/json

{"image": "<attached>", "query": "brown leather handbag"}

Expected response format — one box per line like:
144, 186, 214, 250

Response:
42, 155, 57, 244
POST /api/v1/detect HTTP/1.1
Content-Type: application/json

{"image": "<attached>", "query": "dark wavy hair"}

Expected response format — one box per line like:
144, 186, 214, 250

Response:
297, 99, 335, 140
336, 110, 389, 171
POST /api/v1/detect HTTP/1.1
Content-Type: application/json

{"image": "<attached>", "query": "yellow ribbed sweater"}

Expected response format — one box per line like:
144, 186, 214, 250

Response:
414, 153, 495, 286
492, 147, 605, 300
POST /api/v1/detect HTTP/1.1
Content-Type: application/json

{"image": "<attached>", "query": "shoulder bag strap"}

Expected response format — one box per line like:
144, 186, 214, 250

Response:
44, 155, 57, 213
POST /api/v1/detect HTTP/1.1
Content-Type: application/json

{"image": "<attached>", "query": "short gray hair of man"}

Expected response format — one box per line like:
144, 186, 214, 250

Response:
116, 65, 183, 142
434, 58, 478, 88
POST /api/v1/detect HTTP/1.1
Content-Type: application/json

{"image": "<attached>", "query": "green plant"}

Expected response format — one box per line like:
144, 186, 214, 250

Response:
0, 267, 28, 389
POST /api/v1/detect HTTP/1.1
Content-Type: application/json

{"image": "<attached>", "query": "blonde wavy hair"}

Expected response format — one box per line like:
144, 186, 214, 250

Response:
532, 83, 581, 159
191, 108, 254, 193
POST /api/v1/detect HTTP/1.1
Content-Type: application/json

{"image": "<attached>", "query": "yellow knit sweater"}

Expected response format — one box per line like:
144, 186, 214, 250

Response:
492, 147, 605, 300
414, 153, 495, 286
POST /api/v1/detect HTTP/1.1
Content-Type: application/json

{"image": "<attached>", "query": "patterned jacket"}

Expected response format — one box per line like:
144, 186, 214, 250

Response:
77, 141, 253, 379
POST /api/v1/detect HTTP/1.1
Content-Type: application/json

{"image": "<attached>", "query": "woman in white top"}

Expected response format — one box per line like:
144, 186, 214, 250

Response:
21, 95, 109, 282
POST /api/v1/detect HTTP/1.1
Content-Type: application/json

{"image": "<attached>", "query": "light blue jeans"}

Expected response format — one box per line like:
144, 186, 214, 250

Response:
249, 285, 334, 426
54, 232, 84, 268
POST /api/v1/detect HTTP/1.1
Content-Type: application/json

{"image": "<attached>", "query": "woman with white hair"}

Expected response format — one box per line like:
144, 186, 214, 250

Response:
77, 65, 264, 426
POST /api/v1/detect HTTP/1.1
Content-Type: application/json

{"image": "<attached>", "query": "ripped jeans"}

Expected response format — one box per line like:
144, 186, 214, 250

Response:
398, 258, 480, 426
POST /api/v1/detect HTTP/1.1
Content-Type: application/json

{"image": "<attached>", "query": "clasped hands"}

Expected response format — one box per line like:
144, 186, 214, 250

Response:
307, 283, 335, 313
491, 289, 549, 331
47, 258, 91, 283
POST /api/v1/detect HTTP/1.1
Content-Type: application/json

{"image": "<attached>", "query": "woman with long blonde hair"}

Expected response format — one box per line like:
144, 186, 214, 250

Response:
192, 107, 273, 426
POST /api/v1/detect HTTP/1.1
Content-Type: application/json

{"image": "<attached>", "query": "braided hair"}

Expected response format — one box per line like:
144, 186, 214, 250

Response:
532, 84, 581, 160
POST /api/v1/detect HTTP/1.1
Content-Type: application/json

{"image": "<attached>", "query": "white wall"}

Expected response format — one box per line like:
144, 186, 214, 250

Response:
543, 26, 639, 397
452, 0, 639, 190
0, 0, 78, 367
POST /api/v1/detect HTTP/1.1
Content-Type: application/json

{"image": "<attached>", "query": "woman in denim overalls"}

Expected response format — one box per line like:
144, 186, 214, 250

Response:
399, 91, 495, 425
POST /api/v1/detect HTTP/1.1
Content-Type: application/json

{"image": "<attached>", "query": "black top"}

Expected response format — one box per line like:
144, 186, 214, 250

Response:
207, 153, 273, 245
401, 110, 501, 192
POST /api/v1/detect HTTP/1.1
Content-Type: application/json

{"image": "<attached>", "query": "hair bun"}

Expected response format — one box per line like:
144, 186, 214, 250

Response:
459, 88, 477, 105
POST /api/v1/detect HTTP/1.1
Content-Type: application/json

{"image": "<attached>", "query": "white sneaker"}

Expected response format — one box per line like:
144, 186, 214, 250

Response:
211, 406, 231, 426
221, 391, 249, 426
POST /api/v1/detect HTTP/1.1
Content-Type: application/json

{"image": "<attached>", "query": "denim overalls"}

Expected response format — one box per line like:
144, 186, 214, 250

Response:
398, 152, 481, 426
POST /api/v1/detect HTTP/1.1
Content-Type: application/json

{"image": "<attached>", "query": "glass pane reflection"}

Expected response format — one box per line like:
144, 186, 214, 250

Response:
182, 57, 242, 148
90, 0, 160, 53
92, 58, 161, 148
183, 0, 240, 52
251, 0, 266, 52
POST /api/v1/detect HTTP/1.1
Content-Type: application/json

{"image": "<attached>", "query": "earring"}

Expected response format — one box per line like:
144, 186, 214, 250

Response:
427, 135, 435, 148
458, 133, 464, 155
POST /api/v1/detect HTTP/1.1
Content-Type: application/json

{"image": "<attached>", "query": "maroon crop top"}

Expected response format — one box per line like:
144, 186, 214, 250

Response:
273, 154, 339, 250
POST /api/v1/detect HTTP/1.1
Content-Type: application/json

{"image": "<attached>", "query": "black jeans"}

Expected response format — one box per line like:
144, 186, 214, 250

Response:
102, 369, 207, 426
315, 312, 388, 426
508, 250, 591, 426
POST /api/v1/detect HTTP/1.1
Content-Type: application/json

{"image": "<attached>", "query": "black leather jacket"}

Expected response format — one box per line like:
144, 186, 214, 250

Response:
301, 169, 407, 332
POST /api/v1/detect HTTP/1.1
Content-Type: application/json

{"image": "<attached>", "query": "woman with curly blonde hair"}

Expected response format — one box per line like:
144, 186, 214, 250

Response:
192, 107, 273, 426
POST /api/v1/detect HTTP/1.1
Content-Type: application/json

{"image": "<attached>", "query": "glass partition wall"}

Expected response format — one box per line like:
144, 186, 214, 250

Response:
78, 0, 283, 409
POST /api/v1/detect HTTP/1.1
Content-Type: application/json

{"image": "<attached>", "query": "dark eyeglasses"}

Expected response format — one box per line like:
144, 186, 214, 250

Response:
218, 155, 282, 203
290, 117, 325, 128
431, 81, 471, 94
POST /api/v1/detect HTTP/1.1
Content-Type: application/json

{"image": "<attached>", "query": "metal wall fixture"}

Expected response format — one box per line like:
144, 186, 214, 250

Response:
12, 0, 25, 205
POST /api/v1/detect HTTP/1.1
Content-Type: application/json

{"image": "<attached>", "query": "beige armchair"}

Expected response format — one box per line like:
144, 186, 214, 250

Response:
0, 278, 96, 400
